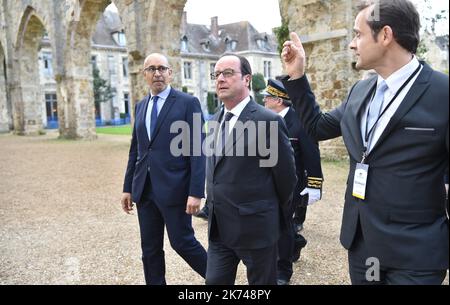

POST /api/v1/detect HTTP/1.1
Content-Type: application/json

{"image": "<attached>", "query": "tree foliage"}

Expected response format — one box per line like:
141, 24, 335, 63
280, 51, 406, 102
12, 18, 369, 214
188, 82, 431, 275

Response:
93, 67, 116, 109
274, 17, 290, 55
207, 92, 217, 114
252, 73, 266, 105
416, 40, 428, 60
252, 73, 266, 93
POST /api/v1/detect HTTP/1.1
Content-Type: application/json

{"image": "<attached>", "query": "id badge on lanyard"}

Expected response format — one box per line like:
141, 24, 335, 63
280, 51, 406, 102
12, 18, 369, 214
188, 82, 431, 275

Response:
352, 63, 422, 201
352, 163, 369, 200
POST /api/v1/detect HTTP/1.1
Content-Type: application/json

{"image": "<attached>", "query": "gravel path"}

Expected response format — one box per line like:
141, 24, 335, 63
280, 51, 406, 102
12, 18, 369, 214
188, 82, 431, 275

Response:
0, 131, 447, 285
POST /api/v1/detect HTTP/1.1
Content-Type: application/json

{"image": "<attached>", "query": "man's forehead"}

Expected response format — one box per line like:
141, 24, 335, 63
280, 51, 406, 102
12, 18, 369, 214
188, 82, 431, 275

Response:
357, 5, 374, 22
144, 56, 168, 67
354, 7, 371, 28
216, 56, 239, 67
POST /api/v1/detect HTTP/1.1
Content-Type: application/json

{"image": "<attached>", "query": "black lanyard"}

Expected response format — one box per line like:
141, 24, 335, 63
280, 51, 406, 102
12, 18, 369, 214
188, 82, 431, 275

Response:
362, 64, 422, 163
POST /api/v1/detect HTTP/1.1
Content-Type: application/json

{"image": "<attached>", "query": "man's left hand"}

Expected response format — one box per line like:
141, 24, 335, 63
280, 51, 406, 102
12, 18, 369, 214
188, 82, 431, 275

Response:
186, 196, 202, 215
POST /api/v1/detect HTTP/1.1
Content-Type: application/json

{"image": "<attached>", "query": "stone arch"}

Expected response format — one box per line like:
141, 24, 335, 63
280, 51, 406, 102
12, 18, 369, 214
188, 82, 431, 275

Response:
58, 0, 188, 131
58, 0, 112, 139
0, 42, 9, 132
13, 6, 48, 135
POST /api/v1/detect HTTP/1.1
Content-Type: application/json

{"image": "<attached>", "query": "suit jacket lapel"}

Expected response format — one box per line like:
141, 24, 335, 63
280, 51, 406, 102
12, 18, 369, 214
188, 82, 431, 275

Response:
345, 77, 377, 160
149, 88, 176, 147
209, 109, 222, 171
139, 95, 151, 148
369, 63, 431, 156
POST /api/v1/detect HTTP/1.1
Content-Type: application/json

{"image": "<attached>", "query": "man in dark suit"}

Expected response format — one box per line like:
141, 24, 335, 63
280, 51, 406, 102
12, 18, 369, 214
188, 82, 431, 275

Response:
281, 0, 449, 284
120, 53, 207, 285
263, 78, 323, 285
205, 54, 297, 285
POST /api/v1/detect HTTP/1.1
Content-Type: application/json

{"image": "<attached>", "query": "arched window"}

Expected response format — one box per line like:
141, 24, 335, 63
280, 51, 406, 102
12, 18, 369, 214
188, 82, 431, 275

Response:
181, 36, 188, 53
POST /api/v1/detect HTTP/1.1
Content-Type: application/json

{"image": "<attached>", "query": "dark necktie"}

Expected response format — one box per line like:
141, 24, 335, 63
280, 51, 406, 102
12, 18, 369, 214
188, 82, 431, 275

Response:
150, 96, 159, 139
216, 111, 234, 160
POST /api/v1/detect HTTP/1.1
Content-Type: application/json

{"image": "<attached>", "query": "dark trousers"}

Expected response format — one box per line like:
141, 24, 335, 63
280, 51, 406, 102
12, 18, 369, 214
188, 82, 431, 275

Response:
348, 222, 447, 285
277, 199, 297, 281
137, 178, 207, 285
293, 195, 308, 226
277, 218, 295, 281
206, 240, 278, 285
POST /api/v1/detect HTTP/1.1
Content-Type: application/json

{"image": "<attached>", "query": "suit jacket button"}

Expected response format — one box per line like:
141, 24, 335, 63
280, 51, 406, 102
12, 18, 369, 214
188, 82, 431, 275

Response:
147, 166, 151, 172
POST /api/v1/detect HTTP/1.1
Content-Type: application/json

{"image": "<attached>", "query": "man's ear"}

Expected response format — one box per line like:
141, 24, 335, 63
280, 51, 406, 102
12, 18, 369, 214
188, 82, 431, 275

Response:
245, 74, 252, 86
380, 25, 395, 46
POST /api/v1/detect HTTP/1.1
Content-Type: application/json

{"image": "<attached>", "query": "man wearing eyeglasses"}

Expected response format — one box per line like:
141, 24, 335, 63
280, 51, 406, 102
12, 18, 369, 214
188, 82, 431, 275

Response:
205, 54, 297, 285
121, 53, 207, 285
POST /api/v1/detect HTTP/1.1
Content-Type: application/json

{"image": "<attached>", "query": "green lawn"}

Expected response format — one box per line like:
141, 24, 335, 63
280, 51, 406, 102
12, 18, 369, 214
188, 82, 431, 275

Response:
96, 125, 132, 135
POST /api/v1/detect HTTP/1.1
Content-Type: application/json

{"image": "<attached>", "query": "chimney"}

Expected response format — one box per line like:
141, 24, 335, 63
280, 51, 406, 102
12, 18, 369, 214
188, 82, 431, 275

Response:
211, 16, 218, 38
181, 11, 187, 34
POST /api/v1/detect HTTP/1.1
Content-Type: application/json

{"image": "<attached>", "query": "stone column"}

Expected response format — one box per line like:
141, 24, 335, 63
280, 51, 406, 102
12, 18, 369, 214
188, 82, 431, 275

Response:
57, 0, 113, 140
124, 0, 186, 124
15, 13, 46, 135
0, 44, 9, 132
279, 0, 363, 158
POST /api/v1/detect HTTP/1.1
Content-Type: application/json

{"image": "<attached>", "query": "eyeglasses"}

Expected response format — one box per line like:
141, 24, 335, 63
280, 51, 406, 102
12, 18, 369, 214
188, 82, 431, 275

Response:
210, 69, 242, 80
144, 66, 170, 74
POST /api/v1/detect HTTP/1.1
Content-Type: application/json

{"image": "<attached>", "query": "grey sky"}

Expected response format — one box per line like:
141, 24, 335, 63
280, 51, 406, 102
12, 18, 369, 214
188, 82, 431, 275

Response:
107, 0, 448, 36
184, 0, 448, 35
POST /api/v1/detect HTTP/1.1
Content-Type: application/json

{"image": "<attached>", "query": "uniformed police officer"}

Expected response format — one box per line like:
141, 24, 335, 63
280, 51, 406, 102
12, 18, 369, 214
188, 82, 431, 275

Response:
263, 78, 323, 285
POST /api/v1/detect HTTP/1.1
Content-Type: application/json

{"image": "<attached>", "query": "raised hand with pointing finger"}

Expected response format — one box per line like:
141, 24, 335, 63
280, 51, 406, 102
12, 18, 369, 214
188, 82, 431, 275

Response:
281, 32, 307, 80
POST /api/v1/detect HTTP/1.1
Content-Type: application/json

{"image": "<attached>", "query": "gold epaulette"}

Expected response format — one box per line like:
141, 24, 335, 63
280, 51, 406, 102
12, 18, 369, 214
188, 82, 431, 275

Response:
307, 177, 323, 189
266, 86, 290, 100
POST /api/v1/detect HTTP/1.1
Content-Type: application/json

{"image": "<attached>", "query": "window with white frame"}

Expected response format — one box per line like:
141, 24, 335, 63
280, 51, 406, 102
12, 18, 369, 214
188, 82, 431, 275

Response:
122, 57, 128, 78
113, 30, 127, 47
264, 61, 272, 78
181, 36, 188, 53
42, 52, 53, 77
91, 55, 98, 71
45, 93, 58, 120
210, 62, 216, 80
123, 92, 130, 116
183, 62, 192, 80
108, 55, 116, 75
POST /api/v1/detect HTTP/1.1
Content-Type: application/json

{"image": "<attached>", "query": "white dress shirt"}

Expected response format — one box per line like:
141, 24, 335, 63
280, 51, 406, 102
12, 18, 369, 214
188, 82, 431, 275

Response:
278, 107, 289, 118
360, 57, 422, 153
145, 85, 171, 140
220, 96, 251, 135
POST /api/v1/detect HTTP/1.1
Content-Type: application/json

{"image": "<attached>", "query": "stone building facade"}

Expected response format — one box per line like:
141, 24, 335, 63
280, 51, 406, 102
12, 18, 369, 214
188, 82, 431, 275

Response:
38, 8, 131, 128
0, 0, 186, 139
180, 14, 283, 117
0, 0, 288, 140
1, 0, 448, 158
37, 8, 283, 127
